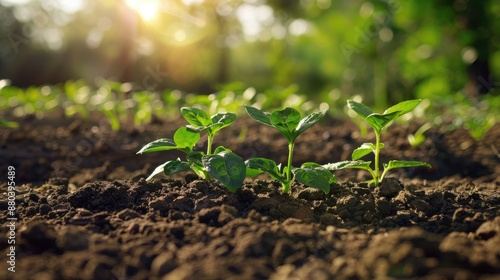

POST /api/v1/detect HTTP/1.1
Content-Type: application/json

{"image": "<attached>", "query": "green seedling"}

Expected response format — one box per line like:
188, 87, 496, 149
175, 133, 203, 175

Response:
0, 117, 18, 128
137, 107, 246, 192
464, 114, 495, 141
245, 106, 335, 194
324, 100, 431, 186
408, 122, 432, 147
180, 107, 237, 155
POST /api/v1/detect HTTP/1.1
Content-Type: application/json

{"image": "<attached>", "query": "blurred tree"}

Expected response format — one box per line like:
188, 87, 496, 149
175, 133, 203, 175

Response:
446, 0, 495, 96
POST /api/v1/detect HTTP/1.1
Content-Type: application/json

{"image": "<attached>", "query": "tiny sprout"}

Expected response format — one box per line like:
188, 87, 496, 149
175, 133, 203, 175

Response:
137, 107, 245, 192
245, 106, 335, 194
324, 99, 431, 186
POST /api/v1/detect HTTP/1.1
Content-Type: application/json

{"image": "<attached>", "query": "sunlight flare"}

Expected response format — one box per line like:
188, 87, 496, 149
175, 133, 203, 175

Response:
125, 0, 159, 21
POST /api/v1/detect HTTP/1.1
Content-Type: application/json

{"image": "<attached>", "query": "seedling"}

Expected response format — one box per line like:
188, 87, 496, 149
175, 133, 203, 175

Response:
0, 117, 18, 128
245, 106, 335, 194
324, 100, 431, 186
408, 122, 432, 147
137, 107, 246, 192
180, 107, 236, 155
464, 114, 495, 141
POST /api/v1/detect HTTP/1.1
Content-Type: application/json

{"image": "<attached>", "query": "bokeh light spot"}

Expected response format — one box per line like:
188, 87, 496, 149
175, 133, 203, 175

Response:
174, 30, 187, 42
289, 19, 309, 36
461, 47, 477, 64
379, 27, 393, 42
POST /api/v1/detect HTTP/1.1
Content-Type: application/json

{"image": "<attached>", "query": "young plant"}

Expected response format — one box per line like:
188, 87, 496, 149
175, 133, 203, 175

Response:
324, 100, 431, 186
137, 107, 246, 192
180, 107, 236, 155
0, 117, 18, 128
245, 106, 335, 194
408, 122, 432, 147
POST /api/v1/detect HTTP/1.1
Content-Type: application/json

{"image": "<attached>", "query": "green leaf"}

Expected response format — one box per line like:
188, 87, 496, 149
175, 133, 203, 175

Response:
383, 160, 431, 171
173, 127, 200, 153
296, 110, 325, 136
187, 151, 204, 166
201, 112, 238, 136
191, 164, 208, 179
300, 162, 322, 168
211, 112, 237, 129
347, 100, 373, 119
322, 160, 373, 171
381, 160, 431, 182
146, 163, 168, 181
146, 159, 190, 181
245, 158, 287, 184
300, 162, 337, 184
348, 100, 422, 133
384, 99, 422, 116
294, 165, 334, 194
214, 146, 232, 154
186, 122, 220, 133
202, 152, 246, 192
246, 167, 263, 177
181, 107, 212, 128
163, 160, 191, 175
270, 107, 301, 142
137, 138, 177, 154
365, 111, 401, 133
351, 143, 384, 160
245, 106, 272, 126
137, 128, 200, 154
352, 144, 373, 160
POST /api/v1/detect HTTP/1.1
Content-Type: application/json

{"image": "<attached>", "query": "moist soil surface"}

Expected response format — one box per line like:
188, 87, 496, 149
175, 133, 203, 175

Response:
1, 114, 499, 280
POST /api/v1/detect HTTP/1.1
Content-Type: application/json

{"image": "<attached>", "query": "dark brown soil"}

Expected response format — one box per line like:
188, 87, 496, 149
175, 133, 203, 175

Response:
1, 114, 499, 280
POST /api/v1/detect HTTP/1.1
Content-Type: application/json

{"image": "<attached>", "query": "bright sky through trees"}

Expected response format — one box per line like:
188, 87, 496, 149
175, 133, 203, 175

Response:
125, 0, 159, 21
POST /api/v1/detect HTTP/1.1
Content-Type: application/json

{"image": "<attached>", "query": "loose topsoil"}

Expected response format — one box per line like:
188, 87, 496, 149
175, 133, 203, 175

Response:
1, 114, 499, 280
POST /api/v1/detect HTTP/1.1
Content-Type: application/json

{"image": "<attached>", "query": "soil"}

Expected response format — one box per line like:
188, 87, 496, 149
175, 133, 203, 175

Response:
1, 114, 499, 280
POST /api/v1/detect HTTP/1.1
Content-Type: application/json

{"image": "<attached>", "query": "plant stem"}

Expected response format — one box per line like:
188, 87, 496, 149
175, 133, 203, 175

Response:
283, 142, 295, 194
287, 142, 294, 181
380, 167, 390, 183
374, 130, 381, 186
207, 134, 213, 155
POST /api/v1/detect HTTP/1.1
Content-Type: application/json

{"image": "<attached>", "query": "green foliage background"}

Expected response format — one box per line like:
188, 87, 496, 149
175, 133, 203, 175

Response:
0, 0, 499, 133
